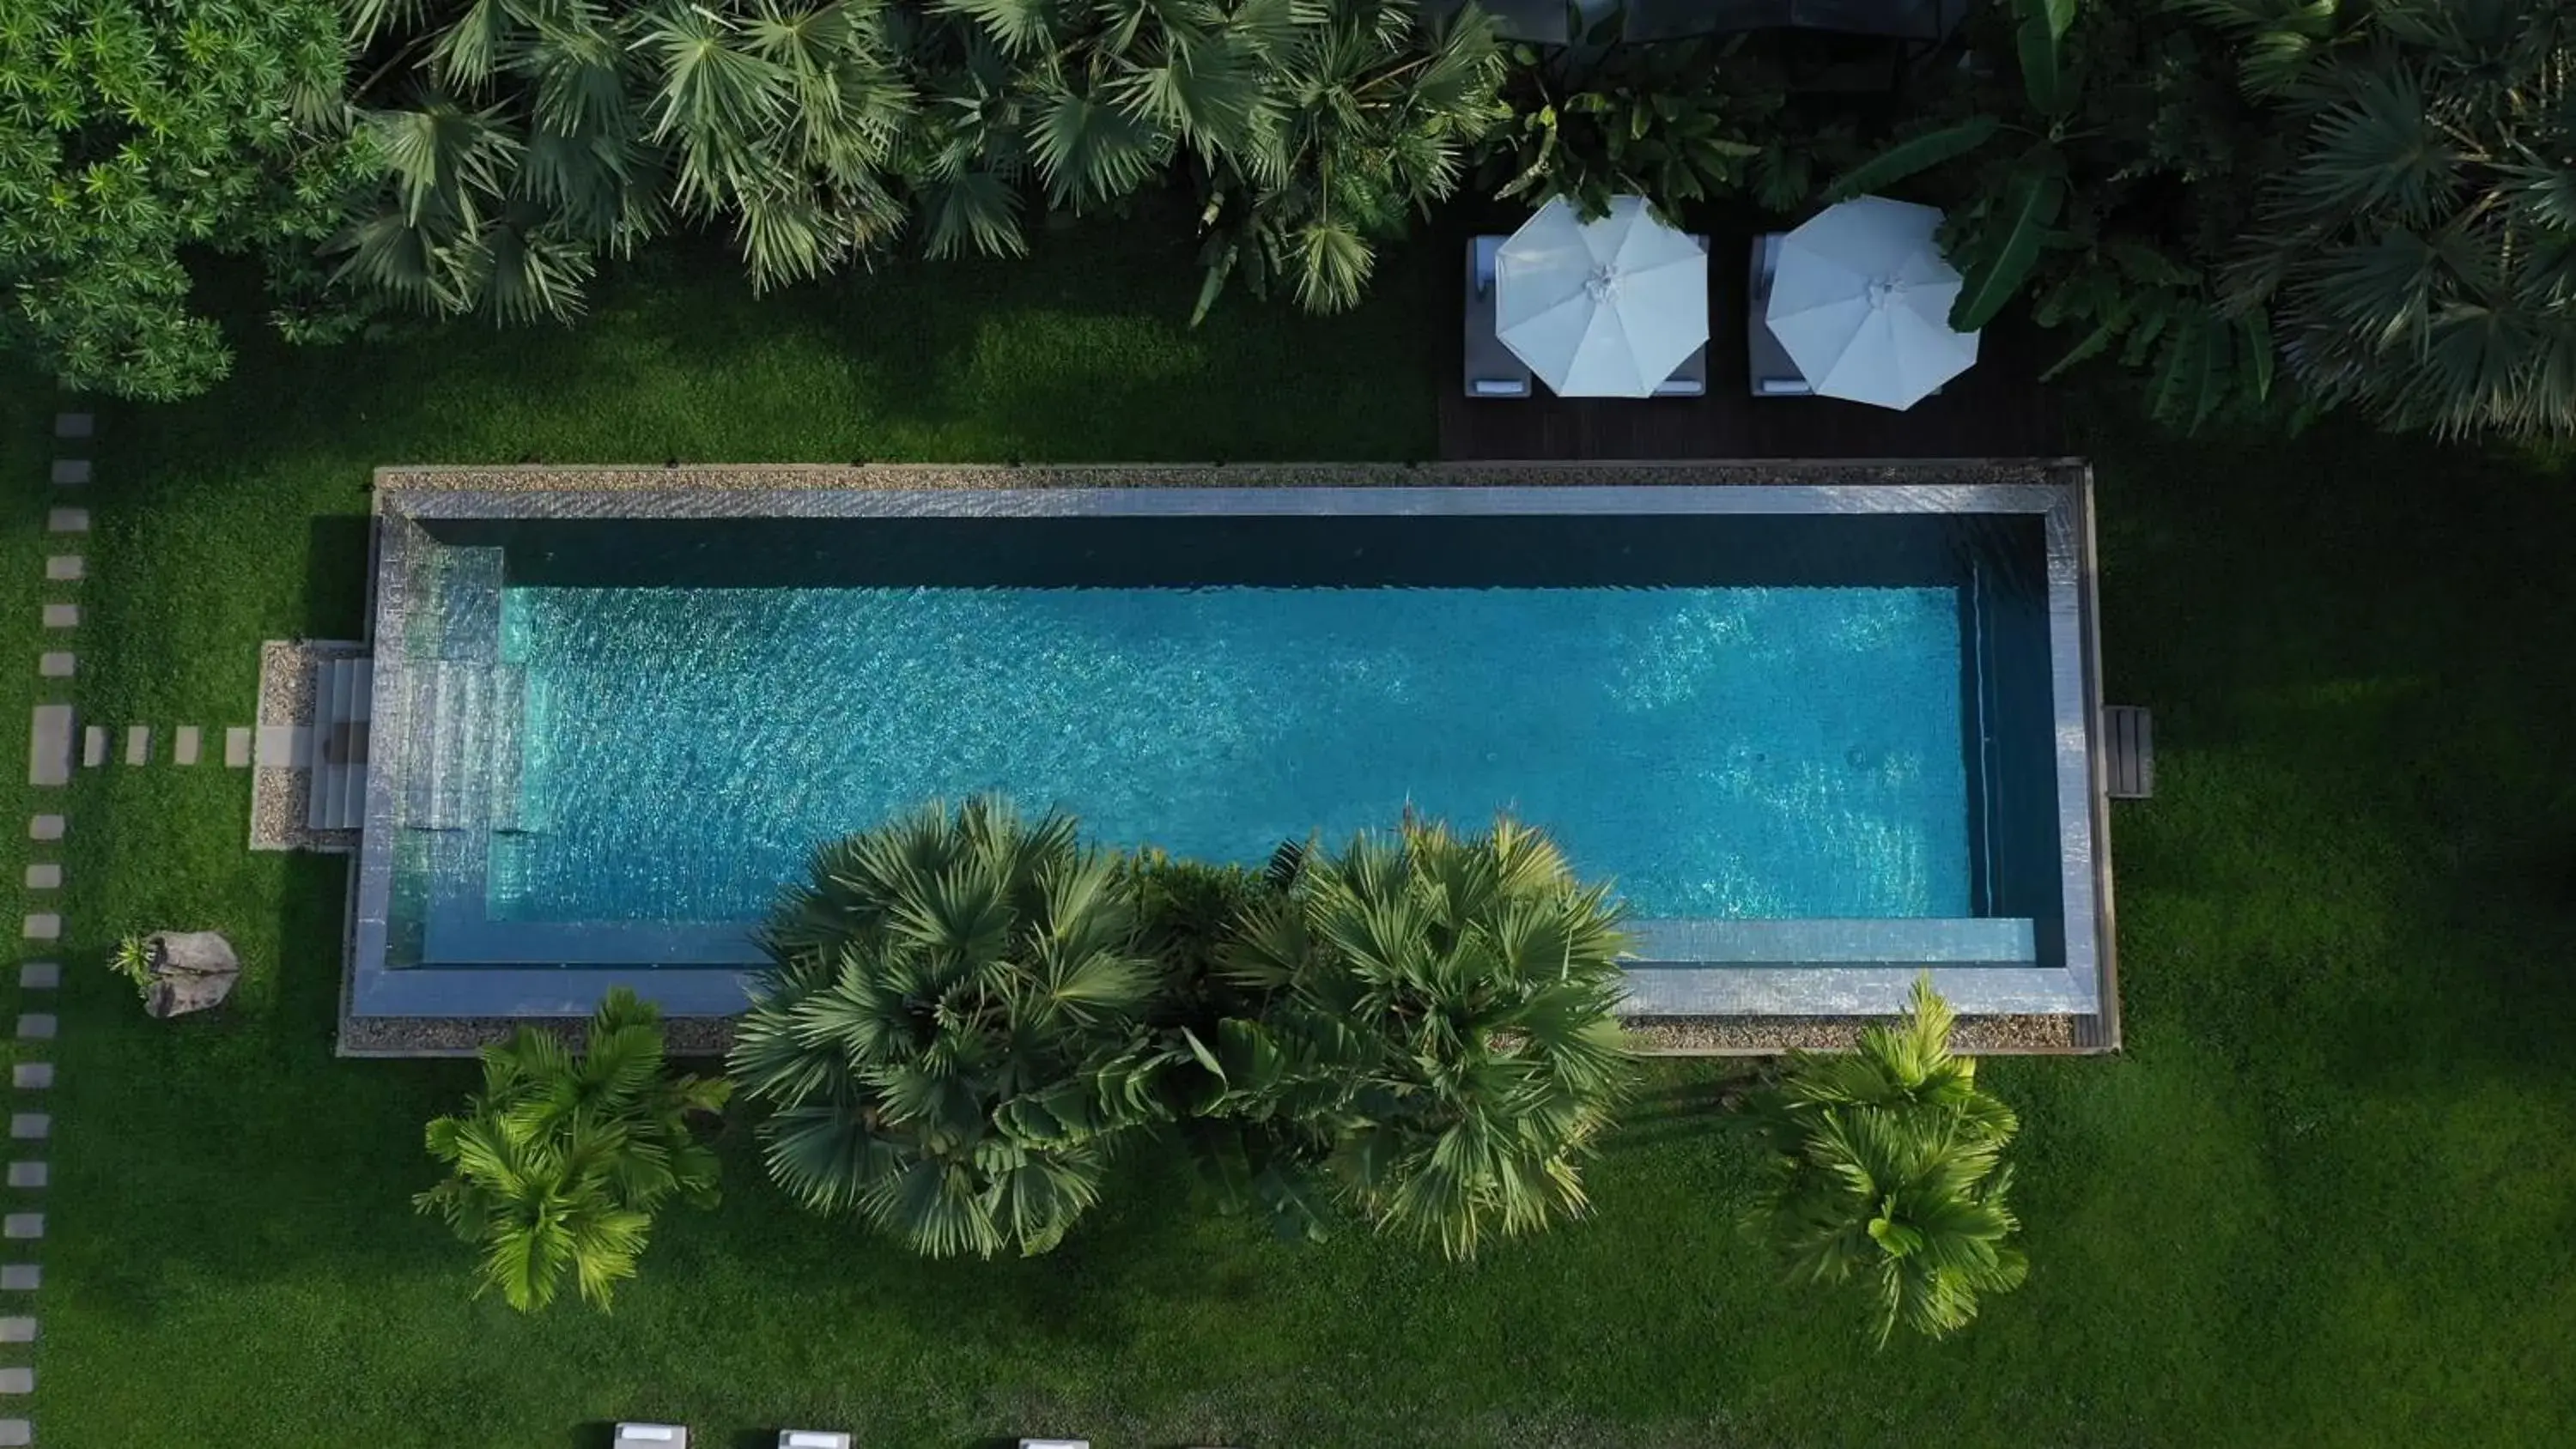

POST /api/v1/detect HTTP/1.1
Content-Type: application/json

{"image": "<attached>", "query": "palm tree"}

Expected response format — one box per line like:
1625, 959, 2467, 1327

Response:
337, 0, 913, 318
416, 987, 730, 1312
1216, 816, 1637, 1260
1191, 0, 1507, 320
2185, 0, 2576, 437
727, 797, 1167, 1258
1745, 977, 2026, 1345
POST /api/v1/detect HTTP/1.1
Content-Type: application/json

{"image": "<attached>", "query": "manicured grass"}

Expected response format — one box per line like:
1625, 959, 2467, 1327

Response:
12, 227, 2576, 1447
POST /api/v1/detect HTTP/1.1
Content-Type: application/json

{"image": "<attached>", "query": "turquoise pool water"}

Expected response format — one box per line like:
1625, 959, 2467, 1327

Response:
495, 582, 1973, 925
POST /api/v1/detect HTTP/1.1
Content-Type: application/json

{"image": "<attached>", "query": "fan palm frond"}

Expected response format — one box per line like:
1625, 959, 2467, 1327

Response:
731, 797, 1164, 1258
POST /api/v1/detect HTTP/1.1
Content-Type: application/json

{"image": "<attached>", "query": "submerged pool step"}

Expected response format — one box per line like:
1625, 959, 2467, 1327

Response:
428, 547, 507, 662
403, 658, 530, 833
1626, 917, 2038, 967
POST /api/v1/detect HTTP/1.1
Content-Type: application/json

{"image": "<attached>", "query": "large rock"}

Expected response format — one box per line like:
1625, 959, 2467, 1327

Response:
143, 931, 240, 1019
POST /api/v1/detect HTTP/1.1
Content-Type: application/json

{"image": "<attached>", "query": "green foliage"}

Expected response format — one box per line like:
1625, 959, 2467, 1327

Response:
1192, 0, 1504, 322
1826, 0, 2286, 432
0, 0, 367, 397
1745, 977, 2027, 1345
2188, 0, 2576, 437
416, 987, 731, 1313
1212, 816, 1639, 1259
726, 797, 1168, 1259
106, 935, 153, 1001
337, 0, 910, 320
1479, 35, 1780, 223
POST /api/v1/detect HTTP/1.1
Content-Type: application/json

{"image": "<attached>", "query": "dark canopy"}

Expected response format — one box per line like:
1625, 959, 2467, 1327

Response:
1437, 0, 1972, 45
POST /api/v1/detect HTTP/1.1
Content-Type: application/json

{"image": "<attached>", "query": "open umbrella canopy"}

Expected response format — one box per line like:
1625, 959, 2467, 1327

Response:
1497, 197, 1709, 397
1765, 196, 1979, 410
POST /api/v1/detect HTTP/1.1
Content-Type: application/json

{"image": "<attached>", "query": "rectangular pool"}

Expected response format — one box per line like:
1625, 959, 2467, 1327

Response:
348, 476, 2111, 1033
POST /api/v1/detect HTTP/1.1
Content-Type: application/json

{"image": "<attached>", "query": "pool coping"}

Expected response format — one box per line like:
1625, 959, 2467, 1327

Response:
342, 460, 2117, 1053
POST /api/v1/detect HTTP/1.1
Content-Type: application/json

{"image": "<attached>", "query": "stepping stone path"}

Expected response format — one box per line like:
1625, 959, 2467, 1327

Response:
15, 408, 93, 1431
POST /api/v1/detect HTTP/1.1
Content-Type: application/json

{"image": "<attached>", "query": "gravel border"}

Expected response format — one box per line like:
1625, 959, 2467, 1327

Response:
250, 640, 365, 853
376, 459, 2073, 494
338, 1012, 738, 1059
1625, 1013, 2083, 1055
340, 1010, 2080, 1058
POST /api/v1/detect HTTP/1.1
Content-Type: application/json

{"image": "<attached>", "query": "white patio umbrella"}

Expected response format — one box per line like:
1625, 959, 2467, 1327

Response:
1765, 196, 1979, 410
1497, 196, 1709, 397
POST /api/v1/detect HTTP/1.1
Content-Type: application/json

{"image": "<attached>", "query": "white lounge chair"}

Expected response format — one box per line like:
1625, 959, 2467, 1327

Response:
1018, 1440, 1091, 1449
615, 1426, 687, 1449
779, 1434, 853, 1449
1462, 235, 1534, 398
1747, 233, 1814, 397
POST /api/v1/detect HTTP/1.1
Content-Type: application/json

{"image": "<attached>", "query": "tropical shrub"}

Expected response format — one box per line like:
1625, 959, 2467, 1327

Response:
416, 987, 730, 1313
1191, 0, 1505, 319
1213, 816, 1637, 1259
1479, 30, 1789, 222
106, 935, 154, 1000
1744, 977, 2026, 1345
339, 0, 914, 321
2184, 0, 2576, 438
727, 797, 1168, 1258
0, 0, 368, 397
1829, 0, 2284, 432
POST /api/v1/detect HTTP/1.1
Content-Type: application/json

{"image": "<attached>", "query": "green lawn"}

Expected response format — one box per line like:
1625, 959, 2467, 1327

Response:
11, 224, 2576, 1447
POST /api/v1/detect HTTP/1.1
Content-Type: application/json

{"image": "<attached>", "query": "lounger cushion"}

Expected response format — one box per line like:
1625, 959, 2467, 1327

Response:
1463, 235, 1534, 398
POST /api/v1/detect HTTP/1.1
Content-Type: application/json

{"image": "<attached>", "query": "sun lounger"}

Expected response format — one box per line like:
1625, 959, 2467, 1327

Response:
615, 1426, 686, 1449
1462, 235, 1534, 398
1018, 1440, 1090, 1449
1747, 233, 1813, 397
778, 1433, 853, 1449
1649, 235, 1712, 397
1656, 343, 1710, 397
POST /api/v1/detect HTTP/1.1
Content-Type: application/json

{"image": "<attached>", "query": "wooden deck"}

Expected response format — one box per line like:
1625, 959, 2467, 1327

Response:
1437, 232, 2064, 463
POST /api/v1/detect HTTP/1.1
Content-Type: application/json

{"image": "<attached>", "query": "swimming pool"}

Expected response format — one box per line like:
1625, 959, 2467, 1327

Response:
347, 471, 2111, 1033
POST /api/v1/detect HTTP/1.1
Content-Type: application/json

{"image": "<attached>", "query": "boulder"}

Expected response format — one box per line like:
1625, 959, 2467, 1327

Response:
142, 931, 240, 1019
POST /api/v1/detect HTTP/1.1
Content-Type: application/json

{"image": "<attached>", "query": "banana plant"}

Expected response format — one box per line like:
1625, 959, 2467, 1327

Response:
1825, 0, 2082, 333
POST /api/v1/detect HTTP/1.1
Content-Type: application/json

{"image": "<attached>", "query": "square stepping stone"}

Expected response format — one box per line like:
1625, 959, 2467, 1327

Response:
0, 1365, 31, 1391
81, 726, 103, 768
9, 1012, 50, 1039
174, 725, 201, 765
43, 555, 80, 582
0, 1416, 28, 1445
9, 1064, 47, 1089
36, 652, 72, 679
0, 1320, 30, 1344
54, 412, 92, 439
16, 914, 56, 943
51, 458, 88, 485
39, 604, 75, 629
2, 1119, 38, 1143
3, 1165, 40, 1190
46, 507, 87, 533
0, 1216, 37, 1242
125, 724, 149, 765
15, 965, 52, 992
27, 708, 70, 790
255, 724, 307, 767
24, 817, 60, 843
21, 866, 57, 892
0, 1268, 36, 1292
225, 725, 252, 767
